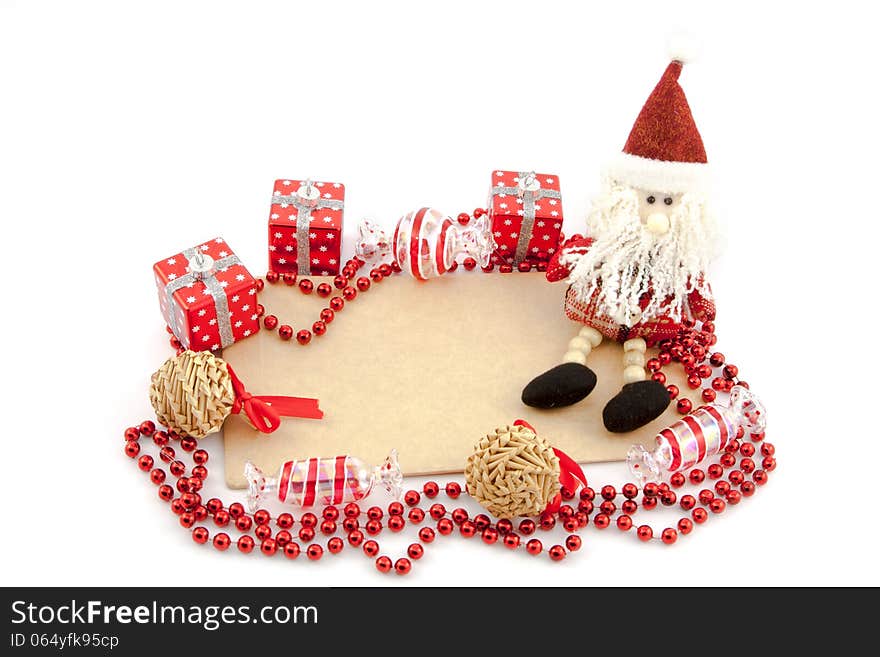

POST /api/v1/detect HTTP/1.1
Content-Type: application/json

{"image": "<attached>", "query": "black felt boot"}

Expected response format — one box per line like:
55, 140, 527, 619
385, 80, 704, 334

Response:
602, 380, 671, 433
521, 363, 598, 409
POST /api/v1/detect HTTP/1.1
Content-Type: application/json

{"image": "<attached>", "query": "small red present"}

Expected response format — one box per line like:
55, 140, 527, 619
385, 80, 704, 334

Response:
268, 178, 344, 276
153, 237, 260, 352
488, 170, 563, 265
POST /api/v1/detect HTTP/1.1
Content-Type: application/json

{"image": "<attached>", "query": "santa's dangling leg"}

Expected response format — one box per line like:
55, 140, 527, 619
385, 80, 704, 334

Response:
602, 337, 671, 433
521, 326, 603, 408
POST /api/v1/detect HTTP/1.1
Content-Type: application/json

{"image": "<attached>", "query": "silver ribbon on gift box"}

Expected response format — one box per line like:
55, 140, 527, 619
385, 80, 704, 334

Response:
490, 171, 562, 265
164, 248, 241, 349
271, 179, 345, 274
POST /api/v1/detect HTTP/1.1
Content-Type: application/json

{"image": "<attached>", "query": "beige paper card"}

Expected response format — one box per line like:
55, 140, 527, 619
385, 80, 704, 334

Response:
221, 273, 689, 488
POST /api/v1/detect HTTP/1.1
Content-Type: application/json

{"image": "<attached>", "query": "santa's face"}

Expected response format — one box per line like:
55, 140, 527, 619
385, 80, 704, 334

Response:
635, 189, 683, 236
567, 179, 716, 325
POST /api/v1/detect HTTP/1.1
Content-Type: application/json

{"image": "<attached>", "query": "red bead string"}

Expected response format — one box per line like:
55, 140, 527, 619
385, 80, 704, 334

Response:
123, 343, 774, 575
645, 322, 750, 418
257, 257, 403, 346
168, 257, 403, 353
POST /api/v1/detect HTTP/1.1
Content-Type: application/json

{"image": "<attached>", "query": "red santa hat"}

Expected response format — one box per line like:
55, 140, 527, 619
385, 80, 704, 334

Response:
605, 47, 708, 194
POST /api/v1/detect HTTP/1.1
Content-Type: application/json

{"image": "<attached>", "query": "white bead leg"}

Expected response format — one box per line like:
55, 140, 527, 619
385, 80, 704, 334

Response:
622, 338, 647, 384
562, 328, 601, 365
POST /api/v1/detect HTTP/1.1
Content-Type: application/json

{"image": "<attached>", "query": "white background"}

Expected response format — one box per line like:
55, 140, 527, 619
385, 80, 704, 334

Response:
1, 0, 877, 587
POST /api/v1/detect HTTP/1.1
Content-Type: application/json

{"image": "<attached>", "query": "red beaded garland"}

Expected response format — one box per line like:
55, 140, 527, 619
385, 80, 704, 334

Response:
129, 330, 772, 570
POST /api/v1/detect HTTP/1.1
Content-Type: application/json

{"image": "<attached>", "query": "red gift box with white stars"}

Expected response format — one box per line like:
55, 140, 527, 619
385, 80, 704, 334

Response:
153, 237, 260, 352
487, 170, 563, 265
268, 178, 344, 276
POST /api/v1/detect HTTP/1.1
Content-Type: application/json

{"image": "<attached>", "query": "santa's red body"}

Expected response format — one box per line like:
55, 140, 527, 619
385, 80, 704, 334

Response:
546, 235, 715, 345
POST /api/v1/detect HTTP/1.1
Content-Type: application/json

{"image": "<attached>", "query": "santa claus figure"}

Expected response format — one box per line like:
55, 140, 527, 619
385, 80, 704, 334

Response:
522, 53, 717, 433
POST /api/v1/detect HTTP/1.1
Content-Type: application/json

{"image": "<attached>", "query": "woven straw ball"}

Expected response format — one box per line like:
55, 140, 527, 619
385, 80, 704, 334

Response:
465, 425, 561, 519
149, 350, 235, 439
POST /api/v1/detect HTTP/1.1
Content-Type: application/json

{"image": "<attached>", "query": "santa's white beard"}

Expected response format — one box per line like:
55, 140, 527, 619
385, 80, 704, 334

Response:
561, 184, 717, 326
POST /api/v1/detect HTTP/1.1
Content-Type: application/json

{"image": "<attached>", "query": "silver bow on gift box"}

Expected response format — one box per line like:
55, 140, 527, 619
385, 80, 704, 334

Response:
271, 179, 344, 274
490, 171, 562, 265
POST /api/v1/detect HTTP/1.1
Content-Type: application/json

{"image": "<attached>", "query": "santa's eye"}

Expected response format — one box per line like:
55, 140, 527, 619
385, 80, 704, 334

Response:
664, 197, 673, 206
646, 196, 655, 204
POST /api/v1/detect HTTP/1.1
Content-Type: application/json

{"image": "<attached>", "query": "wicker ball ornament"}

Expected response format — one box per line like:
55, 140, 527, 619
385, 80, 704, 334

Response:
465, 424, 562, 519
148, 350, 324, 439
150, 350, 236, 439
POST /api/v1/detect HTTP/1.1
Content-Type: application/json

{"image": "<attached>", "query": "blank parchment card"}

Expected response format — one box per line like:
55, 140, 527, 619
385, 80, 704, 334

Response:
221, 272, 689, 488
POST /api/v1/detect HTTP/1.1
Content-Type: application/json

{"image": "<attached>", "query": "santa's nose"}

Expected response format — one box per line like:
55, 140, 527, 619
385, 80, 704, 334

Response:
646, 213, 670, 235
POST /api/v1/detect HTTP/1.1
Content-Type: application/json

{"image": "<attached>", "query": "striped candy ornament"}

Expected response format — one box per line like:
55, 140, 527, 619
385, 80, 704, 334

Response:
393, 207, 496, 281
393, 208, 451, 280
660, 405, 735, 472
245, 451, 402, 512
627, 385, 766, 484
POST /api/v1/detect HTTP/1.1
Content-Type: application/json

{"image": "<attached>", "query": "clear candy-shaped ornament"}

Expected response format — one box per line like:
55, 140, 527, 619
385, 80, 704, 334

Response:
627, 385, 766, 485
392, 207, 496, 280
245, 450, 402, 512
354, 219, 393, 264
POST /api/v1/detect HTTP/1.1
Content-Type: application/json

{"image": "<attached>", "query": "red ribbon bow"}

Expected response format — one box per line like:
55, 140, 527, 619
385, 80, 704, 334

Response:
227, 365, 323, 434
513, 419, 587, 513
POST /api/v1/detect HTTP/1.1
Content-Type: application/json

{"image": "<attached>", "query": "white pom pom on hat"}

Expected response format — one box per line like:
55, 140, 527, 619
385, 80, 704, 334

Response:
665, 32, 700, 65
